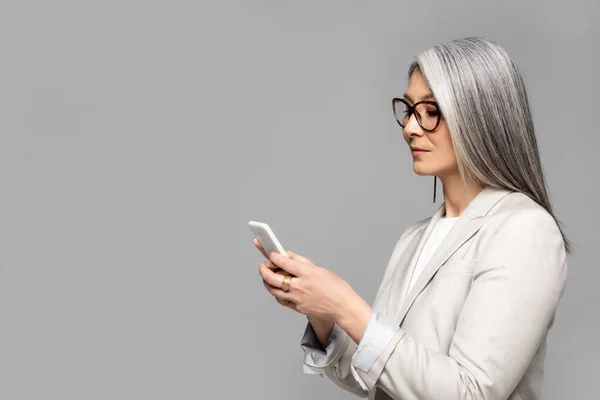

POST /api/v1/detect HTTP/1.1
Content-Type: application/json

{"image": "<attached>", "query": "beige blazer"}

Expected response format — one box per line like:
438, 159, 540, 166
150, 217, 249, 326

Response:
301, 187, 568, 400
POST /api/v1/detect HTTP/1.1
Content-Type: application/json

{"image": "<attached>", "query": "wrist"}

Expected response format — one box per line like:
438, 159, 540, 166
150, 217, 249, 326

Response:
308, 315, 335, 349
308, 314, 334, 327
335, 294, 372, 343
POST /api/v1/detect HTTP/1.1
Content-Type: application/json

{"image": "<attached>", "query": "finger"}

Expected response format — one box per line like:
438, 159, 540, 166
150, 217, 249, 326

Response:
278, 298, 300, 312
263, 281, 299, 312
266, 284, 294, 303
272, 289, 298, 311
287, 251, 313, 265
269, 252, 307, 277
262, 277, 290, 298
263, 274, 294, 290
253, 238, 269, 259
263, 279, 279, 296
275, 296, 289, 307
277, 298, 289, 307
263, 278, 273, 291
264, 260, 282, 272
261, 275, 296, 303
286, 302, 300, 312
259, 262, 287, 289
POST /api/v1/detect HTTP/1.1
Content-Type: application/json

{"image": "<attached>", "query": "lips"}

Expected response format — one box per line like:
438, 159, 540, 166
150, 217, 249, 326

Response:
410, 147, 430, 152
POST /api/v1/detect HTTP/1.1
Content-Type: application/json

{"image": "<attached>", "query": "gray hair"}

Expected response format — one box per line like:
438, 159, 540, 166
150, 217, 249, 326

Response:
409, 37, 572, 254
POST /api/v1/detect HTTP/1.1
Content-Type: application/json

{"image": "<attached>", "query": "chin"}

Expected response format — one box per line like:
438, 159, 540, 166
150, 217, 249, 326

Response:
412, 163, 436, 176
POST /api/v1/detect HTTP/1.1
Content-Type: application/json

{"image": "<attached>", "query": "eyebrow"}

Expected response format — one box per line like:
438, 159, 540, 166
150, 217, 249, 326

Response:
403, 92, 436, 102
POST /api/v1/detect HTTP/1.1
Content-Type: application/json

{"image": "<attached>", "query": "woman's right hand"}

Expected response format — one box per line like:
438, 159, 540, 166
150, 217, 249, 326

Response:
254, 237, 335, 347
253, 237, 333, 323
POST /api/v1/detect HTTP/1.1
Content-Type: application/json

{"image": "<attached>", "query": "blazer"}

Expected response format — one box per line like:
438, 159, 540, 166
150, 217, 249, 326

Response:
300, 186, 568, 400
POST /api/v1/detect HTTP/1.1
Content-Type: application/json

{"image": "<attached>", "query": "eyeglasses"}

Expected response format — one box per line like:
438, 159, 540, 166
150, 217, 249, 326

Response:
392, 98, 442, 132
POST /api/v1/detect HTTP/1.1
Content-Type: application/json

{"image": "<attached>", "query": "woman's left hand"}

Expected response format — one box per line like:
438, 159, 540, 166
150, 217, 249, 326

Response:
258, 251, 356, 322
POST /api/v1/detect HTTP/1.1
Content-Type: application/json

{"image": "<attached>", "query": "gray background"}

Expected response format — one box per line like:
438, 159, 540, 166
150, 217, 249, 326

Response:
0, 1, 597, 399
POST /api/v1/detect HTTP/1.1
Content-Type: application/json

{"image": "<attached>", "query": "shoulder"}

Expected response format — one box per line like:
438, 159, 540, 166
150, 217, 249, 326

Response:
477, 191, 568, 274
402, 216, 430, 238
485, 191, 562, 238
387, 215, 431, 255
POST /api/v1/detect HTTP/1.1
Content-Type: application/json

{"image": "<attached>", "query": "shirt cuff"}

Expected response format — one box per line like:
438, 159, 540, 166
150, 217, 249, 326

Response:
351, 309, 399, 373
301, 322, 349, 374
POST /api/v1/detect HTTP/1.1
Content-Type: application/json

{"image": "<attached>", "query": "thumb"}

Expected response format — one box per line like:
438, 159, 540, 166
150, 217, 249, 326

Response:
287, 251, 313, 265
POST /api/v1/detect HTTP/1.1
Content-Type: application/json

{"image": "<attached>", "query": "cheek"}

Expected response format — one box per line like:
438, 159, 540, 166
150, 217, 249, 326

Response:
434, 128, 454, 154
430, 131, 457, 169
436, 142, 456, 163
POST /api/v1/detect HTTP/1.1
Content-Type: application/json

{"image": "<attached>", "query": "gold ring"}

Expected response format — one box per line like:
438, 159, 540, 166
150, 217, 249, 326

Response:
280, 274, 293, 292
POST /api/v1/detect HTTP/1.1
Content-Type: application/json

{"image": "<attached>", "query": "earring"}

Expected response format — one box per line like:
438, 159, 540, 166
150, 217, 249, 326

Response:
433, 176, 437, 203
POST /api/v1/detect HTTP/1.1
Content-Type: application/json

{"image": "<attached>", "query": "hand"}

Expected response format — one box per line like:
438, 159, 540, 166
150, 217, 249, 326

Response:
253, 238, 328, 320
257, 247, 356, 322
254, 238, 373, 344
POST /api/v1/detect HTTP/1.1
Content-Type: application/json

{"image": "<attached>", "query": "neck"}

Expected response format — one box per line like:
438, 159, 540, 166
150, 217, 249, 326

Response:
438, 173, 483, 218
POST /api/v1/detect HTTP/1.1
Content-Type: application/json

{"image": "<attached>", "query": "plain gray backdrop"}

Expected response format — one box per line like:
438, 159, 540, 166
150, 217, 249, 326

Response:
0, 1, 597, 399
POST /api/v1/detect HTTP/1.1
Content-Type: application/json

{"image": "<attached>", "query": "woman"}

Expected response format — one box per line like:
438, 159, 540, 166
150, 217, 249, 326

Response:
255, 37, 570, 400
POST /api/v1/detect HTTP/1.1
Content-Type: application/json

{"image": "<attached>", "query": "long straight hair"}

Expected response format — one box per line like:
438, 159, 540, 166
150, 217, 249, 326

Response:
409, 37, 572, 254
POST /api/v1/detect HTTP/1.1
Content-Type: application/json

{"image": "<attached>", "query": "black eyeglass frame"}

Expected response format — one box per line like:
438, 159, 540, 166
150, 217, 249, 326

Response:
391, 97, 442, 132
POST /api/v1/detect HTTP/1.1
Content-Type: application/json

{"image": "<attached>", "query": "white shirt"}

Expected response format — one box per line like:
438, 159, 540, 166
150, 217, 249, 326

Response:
407, 216, 459, 293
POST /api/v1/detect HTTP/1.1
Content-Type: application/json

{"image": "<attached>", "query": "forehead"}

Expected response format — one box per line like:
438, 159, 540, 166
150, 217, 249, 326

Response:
405, 69, 433, 97
403, 69, 436, 103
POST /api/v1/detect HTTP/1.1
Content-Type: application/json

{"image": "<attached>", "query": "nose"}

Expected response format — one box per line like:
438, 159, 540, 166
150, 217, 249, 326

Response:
403, 113, 423, 137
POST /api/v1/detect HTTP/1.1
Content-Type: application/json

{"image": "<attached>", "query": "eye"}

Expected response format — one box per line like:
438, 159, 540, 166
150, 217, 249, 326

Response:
423, 105, 439, 116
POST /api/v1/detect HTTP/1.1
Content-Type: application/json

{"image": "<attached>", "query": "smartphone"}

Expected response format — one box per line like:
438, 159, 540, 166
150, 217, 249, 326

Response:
248, 221, 289, 258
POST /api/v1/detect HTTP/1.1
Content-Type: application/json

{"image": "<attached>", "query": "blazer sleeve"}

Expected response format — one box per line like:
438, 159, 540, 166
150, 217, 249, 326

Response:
299, 220, 425, 398
301, 321, 369, 397
349, 209, 569, 400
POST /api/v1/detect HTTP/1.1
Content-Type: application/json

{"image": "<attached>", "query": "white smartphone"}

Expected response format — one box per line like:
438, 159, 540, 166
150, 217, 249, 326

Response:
248, 221, 289, 258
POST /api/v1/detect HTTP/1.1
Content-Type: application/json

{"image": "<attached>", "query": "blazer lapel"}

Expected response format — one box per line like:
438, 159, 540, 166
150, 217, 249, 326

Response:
385, 204, 445, 318
374, 232, 421, 316
393, 186, 513, 325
